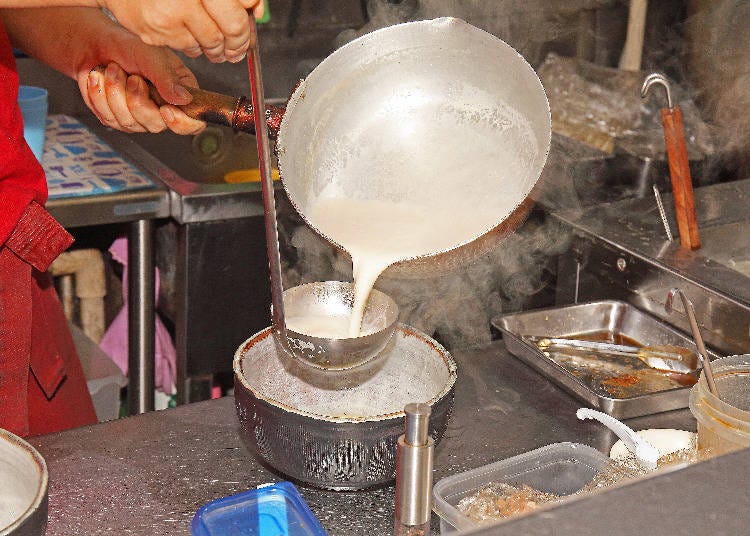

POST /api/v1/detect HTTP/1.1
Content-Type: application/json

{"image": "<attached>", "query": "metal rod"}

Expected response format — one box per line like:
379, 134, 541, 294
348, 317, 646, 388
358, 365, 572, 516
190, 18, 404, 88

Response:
404, 402, 431, 447
128, 219, 155, 414
653, 184, 673, 241
666, 288, 719, 396
248, 19, 287, 342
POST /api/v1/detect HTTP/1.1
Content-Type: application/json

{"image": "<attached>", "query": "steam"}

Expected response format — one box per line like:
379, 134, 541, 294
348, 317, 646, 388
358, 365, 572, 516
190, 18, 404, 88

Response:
276, 0, 750, 349
336, 0, 616, 67
278, 193, 571, 350
683, 1, 750, 178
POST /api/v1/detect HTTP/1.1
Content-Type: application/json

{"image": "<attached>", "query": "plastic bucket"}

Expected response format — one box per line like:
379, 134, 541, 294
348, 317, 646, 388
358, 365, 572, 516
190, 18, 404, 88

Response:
688, 354, 750, 456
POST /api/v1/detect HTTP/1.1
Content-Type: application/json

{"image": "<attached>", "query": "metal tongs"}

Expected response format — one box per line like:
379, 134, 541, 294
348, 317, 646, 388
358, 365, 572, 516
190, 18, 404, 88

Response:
528, 336, 699, 374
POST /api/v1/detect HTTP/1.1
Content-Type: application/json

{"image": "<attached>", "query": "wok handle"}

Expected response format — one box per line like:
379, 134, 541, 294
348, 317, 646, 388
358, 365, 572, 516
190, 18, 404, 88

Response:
661, 105, 700, 250
90, 65, 283, 138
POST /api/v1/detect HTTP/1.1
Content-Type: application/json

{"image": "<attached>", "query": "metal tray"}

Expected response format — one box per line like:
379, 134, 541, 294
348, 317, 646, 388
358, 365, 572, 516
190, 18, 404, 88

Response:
492, 300, 719, 419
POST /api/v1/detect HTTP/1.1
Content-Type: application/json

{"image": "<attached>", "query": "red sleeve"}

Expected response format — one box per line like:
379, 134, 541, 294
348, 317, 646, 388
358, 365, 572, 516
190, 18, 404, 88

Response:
0, 19, 49, 248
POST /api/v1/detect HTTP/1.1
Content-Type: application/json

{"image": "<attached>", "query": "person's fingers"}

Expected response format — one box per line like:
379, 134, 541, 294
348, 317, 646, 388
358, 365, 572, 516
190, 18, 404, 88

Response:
182, 9, 226, 63
102, 63, 147, 132
125, 75, 169, 133
85, 68, 119, 129
138, 49, 197, 106
251, 0, 266, 20
203, 0, 254, 62
159, 104, 207, 135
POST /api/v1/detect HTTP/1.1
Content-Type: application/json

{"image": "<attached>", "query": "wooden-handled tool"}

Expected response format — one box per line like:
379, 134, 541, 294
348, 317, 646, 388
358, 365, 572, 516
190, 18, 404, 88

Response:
641, 73, 701, 250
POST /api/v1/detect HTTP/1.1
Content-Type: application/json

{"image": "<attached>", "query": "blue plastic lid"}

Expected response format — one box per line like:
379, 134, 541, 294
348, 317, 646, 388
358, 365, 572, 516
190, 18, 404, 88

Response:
190, 481, 328, 536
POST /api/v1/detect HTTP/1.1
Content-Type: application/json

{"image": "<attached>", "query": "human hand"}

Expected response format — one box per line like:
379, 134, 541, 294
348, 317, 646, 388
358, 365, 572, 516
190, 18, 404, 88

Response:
99, 0, 264, 63
79, 51, 206, 135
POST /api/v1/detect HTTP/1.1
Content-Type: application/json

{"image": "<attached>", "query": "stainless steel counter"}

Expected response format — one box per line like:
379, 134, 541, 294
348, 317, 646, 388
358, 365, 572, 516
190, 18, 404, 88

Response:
553, 178, 750, 356
31, 338, 745, 536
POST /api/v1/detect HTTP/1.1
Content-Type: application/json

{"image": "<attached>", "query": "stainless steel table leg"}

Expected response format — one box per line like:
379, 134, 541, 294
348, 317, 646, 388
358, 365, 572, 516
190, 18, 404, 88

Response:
128, 219, 155, 414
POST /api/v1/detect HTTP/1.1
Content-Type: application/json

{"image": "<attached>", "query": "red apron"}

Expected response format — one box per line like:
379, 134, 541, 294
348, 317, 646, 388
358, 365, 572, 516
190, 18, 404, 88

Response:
0, 21, 97, 437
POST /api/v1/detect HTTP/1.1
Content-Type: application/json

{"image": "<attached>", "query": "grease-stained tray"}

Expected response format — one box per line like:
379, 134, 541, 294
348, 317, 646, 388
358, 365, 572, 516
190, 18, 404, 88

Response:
493, 300, 718, 419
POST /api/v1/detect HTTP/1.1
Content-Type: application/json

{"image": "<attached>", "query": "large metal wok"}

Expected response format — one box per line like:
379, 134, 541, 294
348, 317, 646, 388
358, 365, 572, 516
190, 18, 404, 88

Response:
277, 17, 551, 277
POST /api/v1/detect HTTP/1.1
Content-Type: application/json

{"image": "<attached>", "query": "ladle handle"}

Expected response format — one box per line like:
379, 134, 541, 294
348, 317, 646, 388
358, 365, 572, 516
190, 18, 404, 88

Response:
247, 21, 287, 339
90, 65, 283, 138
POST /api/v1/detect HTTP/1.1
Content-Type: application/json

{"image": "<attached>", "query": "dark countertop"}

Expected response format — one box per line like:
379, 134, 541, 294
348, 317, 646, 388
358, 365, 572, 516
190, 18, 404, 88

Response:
31, 339, 747, 535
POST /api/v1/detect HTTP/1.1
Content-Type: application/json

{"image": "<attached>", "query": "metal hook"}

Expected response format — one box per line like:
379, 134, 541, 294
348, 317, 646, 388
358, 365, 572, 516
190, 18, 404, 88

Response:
665, 288, 718, 396
641, 73, 673, 110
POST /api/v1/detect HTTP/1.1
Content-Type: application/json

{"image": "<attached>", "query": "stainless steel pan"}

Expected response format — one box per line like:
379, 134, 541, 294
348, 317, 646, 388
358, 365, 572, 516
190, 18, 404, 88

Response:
277, 18, 551, 278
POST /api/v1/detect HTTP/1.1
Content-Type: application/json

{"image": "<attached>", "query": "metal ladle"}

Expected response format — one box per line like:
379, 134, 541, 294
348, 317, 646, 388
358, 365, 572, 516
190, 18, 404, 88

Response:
665, 288, 718, 396
248, 22, 398, 371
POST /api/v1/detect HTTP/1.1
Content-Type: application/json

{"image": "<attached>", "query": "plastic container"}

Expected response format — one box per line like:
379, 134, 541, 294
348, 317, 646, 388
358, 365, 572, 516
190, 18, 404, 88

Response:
432, 442, 609, 533
689, 354, 750, 457
70, 323, 127, 422
190, 481, 327, 536
17, 85, 48, 162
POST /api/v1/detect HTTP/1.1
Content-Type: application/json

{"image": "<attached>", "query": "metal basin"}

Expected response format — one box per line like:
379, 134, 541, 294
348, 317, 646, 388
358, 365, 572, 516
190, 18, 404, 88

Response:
233, 324, 457, 490
0, 429, 48, 536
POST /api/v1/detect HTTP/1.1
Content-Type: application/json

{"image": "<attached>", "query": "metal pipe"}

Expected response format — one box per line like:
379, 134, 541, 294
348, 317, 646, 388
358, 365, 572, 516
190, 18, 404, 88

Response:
128, 219, 155, 414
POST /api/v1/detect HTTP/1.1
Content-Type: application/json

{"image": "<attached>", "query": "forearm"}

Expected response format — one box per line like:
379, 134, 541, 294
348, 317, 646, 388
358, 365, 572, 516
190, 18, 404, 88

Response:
1, 6, 129, 80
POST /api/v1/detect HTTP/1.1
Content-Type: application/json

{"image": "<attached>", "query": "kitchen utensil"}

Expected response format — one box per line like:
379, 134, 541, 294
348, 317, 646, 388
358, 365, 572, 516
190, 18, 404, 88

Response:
619, 0, 648, 71
276, 18, 551, 279
89, 65, 284, 137
494, 301, 718, 418
653, 184, 674, 241
530, 336, 698, 373
576, 408, 659, 470
233, 324, 456, 490
641, 73, 701, 250
665, 288, 718, 396
394, 403, 434, 536
245, 24, 400, 370
282, 281, 399, 370
609, 428, 695, 461
0, 428, 48, 536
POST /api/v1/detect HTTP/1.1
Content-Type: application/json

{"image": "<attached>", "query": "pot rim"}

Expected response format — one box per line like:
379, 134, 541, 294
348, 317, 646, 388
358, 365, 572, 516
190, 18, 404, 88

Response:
233, 324, 458, 423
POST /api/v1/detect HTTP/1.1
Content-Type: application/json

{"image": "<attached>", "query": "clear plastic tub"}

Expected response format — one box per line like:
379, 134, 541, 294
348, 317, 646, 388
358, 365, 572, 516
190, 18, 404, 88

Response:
432, 442, 609, 533
688, 354, 750, 457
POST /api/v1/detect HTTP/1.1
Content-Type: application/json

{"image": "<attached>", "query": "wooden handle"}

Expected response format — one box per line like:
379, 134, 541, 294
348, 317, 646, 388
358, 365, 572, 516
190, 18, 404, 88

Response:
619, 0, 648, 71
662, 106, 700, 250
89, 65, 284, 138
